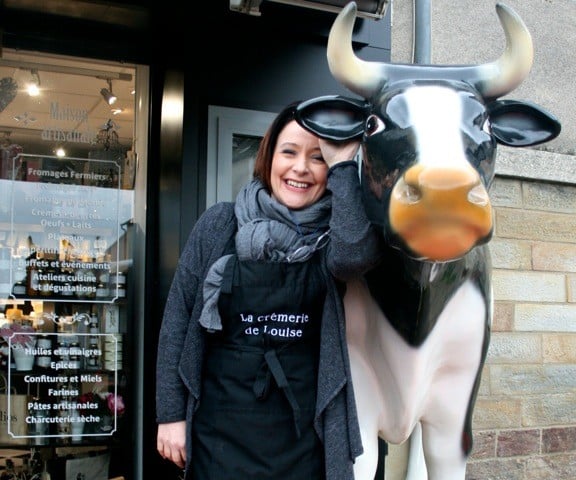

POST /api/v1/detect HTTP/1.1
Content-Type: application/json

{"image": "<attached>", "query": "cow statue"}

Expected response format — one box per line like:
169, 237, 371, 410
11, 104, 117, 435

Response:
294, 2, 561, 480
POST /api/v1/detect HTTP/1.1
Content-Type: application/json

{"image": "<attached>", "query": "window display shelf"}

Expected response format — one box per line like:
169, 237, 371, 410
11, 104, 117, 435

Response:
0, 300, 128, 451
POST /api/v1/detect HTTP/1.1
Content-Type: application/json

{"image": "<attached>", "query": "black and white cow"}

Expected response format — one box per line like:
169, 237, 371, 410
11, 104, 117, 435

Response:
295, 2, 561, 479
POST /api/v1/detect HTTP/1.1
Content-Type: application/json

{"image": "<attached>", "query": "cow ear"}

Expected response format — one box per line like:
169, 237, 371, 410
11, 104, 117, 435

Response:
487, 99, 561, 147
295, 95, 369, 141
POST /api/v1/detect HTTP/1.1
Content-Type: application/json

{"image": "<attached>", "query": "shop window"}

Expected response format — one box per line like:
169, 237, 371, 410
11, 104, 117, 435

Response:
0, 48, 139, 479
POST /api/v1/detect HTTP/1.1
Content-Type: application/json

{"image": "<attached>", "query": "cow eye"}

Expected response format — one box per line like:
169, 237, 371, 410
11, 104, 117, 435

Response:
366, 115, 385, 137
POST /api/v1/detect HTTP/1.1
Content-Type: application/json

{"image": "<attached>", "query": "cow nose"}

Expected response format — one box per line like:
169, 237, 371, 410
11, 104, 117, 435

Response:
406, 163, 479, 191
399, 163, 489, 206
389, 163, 493, 261
468, 184, 490, 206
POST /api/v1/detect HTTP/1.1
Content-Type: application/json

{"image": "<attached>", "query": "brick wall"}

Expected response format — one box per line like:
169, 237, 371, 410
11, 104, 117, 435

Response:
466, 153, 576, 479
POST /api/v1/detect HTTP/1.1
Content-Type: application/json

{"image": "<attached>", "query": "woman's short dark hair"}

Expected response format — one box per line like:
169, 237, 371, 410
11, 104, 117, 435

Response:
253, 101, 300, 193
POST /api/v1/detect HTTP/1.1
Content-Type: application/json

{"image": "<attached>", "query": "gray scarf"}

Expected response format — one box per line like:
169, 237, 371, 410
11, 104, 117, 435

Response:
200, 179, 331, 331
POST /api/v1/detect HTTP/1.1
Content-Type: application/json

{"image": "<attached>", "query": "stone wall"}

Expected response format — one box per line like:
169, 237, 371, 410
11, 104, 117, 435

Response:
467, 148, 576, 479
389, 0, 575, 156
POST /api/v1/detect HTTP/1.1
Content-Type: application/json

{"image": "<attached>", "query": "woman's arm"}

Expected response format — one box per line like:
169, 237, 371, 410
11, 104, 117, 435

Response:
155, 202, 236, 465
324, 154, 383, 280
157, 421, 186, 468
155, 220, 203, 423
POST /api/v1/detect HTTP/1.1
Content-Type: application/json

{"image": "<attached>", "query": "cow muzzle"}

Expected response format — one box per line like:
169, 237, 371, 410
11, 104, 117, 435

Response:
389, 163, 493, 261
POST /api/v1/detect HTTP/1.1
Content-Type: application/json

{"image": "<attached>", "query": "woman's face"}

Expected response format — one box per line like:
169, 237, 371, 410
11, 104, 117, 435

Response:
270, 120, 328, 210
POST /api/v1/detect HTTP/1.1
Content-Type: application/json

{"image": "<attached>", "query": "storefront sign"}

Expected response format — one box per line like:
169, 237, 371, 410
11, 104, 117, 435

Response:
3, 330, 121, 442
0, 154, 133, 303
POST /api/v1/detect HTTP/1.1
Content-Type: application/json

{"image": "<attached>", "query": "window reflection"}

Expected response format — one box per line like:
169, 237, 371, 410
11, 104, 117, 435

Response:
232, 133, 261, 198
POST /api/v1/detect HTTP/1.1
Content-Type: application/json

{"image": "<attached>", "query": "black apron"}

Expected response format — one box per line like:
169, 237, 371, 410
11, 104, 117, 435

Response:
191, 254, 327, 480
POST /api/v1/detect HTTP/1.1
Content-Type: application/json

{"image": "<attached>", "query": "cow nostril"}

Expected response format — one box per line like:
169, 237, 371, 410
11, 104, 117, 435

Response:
393, 178, 421, 204
468, 184, 490, 206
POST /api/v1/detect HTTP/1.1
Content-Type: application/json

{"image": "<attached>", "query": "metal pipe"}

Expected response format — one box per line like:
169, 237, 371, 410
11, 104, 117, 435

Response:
412, 0, 432, 64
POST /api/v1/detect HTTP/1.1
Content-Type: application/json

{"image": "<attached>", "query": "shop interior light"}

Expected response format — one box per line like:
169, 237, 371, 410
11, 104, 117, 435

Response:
26, 69, 41, 97
100, 78, 117, 105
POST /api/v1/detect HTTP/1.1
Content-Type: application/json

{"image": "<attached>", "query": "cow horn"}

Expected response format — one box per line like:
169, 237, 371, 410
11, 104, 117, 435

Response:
475, 3, 533, 99
327, 2, 533, 100
327, 2, 383, 99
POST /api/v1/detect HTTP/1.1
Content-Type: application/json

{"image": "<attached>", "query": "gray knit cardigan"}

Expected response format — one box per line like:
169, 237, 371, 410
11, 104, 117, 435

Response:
156, 161, 383, 480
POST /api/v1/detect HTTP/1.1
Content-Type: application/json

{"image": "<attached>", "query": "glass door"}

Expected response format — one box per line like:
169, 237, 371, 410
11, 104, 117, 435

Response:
0, 47, 148, 479
206, 105, 276, 206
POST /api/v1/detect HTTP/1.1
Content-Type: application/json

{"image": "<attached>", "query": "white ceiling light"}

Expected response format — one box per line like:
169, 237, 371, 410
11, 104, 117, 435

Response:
100, 78, 118, 105
26, 69, 41, 97
55, 146, 66, 157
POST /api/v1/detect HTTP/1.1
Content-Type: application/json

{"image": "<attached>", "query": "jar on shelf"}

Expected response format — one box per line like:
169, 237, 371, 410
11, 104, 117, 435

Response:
36, 334, 52, 369
86, 313, 101, 370
110, 272, 126, 298
69, 341, 82, 369
96, 282, 110, 298
103, 333, 122, 371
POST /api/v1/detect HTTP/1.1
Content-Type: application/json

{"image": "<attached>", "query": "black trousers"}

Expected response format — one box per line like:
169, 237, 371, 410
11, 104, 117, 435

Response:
374, 439, 388, 480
